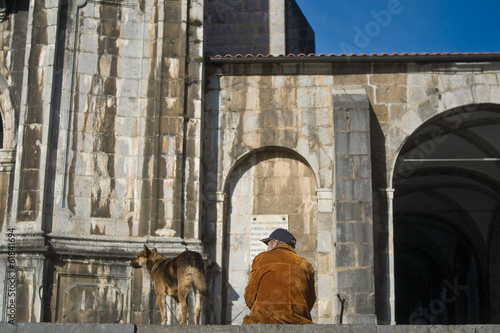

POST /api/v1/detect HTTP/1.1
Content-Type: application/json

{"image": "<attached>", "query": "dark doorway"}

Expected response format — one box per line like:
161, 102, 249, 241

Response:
393, 104, 500, 324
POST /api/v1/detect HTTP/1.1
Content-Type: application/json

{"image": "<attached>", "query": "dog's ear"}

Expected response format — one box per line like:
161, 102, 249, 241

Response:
143, 245, 150, 254
152, 248, 158, 254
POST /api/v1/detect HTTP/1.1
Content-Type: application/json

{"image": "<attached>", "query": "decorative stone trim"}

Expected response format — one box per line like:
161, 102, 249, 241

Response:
0, 0, 7, 22
46, 233, 204, 259
0, 149, 15, 172
316, 188, 334, 213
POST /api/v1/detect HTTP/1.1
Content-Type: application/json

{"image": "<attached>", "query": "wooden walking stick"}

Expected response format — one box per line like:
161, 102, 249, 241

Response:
337, 294, 346, 324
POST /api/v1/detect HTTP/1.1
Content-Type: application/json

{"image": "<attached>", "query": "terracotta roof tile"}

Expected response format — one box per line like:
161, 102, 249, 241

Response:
214, 51, 500, 58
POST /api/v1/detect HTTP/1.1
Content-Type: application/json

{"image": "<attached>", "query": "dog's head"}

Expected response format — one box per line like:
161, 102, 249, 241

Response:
130, 245, 157, 268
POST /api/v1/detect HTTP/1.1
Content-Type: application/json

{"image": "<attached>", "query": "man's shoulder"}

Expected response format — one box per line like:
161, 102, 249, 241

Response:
252, 250, 272, 264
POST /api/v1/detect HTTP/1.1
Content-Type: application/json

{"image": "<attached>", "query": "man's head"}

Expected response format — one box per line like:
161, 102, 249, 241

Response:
260, 228, 296, 250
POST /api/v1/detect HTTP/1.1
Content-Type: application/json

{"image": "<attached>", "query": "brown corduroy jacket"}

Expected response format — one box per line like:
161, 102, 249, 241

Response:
243, 243, 316, 324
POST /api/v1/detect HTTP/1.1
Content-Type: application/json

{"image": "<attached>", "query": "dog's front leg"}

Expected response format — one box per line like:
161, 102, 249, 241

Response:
157, 294, 167, 325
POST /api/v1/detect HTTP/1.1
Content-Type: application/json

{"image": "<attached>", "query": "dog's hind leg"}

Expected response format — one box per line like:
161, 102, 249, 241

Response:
157, 293, 167, 325
194, 290, 203, 325
177, 286, 188, 325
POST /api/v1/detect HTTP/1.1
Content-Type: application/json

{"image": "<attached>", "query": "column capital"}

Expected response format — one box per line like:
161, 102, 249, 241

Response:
377, 188, 395, 199
215, 191, 226, 202
316, 188, 333, 197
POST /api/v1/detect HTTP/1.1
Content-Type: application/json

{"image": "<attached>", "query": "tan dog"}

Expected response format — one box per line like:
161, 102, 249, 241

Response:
130, 245, 207, 325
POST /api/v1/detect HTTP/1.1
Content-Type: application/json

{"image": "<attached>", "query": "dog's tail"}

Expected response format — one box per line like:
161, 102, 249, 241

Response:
187, 251, 205, 271
185, 251, 208, 294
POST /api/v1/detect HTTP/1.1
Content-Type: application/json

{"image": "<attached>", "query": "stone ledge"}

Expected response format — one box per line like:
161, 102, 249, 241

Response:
1, 323, 499, 333
0, 323, 136, 333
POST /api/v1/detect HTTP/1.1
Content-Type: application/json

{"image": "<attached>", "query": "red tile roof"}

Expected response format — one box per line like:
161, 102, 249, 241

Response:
210, 52, 500, 64
214, 52, 500, 58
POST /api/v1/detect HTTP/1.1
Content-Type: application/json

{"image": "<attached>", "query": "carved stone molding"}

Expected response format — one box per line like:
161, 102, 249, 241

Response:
0, 149, 14, 172
0, 0, 8, 22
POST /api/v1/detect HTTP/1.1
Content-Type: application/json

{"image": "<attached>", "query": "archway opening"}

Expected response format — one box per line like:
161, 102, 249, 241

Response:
393, 105, 500, 324
221, 148, 318, 324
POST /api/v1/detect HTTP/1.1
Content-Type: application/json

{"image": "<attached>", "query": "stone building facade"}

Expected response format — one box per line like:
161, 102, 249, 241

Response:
0, 0, 499, 326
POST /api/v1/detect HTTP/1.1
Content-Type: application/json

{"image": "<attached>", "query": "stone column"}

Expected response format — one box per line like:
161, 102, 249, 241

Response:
5, 1, 61, 322
0, 149, 16, 322
316, 188, 335, 323
9, 0, 60, 231
180, 0, 204, 240
211, 191, 225, 323
374, 188, 396, 324
333, 86, 376, 324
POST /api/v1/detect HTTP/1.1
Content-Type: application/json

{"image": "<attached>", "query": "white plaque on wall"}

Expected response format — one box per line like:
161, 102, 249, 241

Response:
250, 215, 289, 261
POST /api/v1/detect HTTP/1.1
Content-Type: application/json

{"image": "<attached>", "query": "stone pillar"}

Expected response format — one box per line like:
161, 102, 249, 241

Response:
9, 0, 60, 230
0, 149, 15, 230
209, 191, 225, 323
181, 0, 204, 240
333, 87, 376, 324
0, 149, 16, 322
316, 188, 335, 323
3, 1, 61, 322
374, 188, 396, 324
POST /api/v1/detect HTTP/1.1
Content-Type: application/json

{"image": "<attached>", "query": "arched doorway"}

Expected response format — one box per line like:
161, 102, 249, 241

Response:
221, 148, 318, 324
393, 104, 500, 324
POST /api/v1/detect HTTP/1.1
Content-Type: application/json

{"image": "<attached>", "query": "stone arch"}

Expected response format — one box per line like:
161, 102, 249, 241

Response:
220, 146, 318, 324
387, 90, 500, 188
221, 145, 320, 192
392, 104, 500, 324
403, 85, 500, 139
218, 138, 333, 193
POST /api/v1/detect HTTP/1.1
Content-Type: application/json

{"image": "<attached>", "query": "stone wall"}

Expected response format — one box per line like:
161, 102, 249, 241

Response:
0, 0, 206, 325
44, 0, 203, 239
333, 87, 375, 324
204, 71, 336, 323
205, 56, 500, 324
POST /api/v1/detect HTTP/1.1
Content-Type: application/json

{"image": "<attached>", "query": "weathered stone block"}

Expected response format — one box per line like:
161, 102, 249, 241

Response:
337, 222, 373, 244
336, 156, 354, 179
336, 202, 364, 222
317, 213, 333, 233
317, 232, 333, 252
297, 87, 329, 108
333, 92, 370, 110
347, 109, 370, 132
375, 85, 407, 104
337, 268, 374, 293
336, 178, 371, 203
336, 243, 356, 268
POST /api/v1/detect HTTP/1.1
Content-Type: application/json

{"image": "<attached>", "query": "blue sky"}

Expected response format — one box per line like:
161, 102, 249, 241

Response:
294, 0, 500, 55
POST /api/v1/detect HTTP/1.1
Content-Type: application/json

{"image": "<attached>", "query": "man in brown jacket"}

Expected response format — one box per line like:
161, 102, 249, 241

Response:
243, 228, 316, 324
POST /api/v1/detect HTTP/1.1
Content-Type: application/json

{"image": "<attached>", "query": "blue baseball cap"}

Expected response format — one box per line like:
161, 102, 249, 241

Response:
260, 228, 296, 248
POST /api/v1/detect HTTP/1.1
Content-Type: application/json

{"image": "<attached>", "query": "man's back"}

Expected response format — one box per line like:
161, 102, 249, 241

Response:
243, 243, 316, 324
